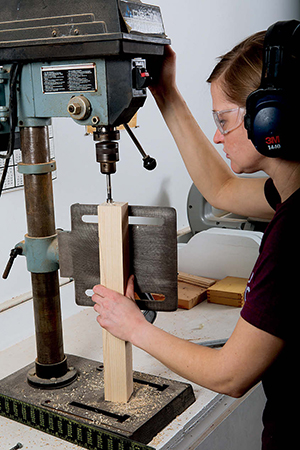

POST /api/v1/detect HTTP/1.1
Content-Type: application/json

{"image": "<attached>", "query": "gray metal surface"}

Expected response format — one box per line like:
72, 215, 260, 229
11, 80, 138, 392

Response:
58, 204, 178, 311
0, 0, 170, 62
187, 183, 254, 234
16, 59, 108, 127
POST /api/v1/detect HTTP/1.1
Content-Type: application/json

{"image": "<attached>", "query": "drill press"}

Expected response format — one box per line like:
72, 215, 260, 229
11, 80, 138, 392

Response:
0, 1, 195, 447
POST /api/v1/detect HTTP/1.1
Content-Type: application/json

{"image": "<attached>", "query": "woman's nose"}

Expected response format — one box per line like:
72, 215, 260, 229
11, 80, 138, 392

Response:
213, 128, 224, 144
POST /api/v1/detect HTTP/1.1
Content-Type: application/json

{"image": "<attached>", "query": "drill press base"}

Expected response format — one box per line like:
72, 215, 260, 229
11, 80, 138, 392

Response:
0, 354, 195, 448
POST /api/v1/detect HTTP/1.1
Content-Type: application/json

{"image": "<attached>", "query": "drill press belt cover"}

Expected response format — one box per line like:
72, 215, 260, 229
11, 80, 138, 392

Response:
0, 0, 169, 62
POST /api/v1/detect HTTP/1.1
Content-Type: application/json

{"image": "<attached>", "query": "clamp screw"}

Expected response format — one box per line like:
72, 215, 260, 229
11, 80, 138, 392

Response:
2, 246, 23, 279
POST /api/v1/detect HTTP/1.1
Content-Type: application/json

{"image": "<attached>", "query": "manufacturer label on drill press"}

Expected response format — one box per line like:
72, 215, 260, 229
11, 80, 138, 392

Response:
41, 63, 97, 94
120, 1, 165, 34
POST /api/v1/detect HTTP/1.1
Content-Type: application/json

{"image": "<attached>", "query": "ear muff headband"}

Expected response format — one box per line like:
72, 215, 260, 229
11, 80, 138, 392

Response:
244, 20, 300, 159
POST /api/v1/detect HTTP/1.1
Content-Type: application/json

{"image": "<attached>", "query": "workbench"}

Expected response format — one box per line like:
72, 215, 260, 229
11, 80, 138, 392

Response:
0, 282, 265, 450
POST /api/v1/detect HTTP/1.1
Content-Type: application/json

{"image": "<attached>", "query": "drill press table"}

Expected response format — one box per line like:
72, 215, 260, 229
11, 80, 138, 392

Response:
0, 282, 264, 449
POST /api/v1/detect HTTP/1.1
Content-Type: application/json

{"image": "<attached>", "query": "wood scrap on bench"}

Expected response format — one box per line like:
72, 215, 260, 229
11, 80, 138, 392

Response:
207, 276, 248, 307
177, 272, 216, 309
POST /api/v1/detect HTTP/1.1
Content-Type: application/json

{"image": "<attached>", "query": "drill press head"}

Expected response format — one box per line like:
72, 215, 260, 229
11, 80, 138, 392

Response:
0, 0, 169, 199
0, 0, 169, 127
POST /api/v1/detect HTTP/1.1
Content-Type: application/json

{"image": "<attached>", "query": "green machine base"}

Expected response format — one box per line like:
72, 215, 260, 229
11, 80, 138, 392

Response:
0, 355, 195, 449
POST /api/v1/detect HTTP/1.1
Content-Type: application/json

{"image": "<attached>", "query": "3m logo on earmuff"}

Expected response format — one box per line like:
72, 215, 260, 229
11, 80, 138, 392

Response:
265, 135, 281, 151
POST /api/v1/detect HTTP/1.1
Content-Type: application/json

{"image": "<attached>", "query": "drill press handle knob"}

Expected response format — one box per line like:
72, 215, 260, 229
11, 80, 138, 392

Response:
143, 155, 157, 170
123, 123, 157, 171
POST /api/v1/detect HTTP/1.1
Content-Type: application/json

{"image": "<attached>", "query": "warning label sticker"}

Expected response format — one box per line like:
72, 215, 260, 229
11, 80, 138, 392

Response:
41, 63, 97, 94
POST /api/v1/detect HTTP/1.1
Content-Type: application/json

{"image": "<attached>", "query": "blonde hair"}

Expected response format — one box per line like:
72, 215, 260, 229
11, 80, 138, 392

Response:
207, 31, 266, 107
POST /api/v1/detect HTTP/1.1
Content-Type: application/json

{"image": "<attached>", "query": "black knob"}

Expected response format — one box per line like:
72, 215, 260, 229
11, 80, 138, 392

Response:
143, 155, 157, 171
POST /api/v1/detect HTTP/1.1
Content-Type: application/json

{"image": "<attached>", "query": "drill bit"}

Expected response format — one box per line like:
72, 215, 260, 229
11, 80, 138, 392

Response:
106, 173, 113, 203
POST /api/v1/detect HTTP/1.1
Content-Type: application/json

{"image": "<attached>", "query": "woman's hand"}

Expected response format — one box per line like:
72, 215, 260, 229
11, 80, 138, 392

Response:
92, 275, 147, 343
149, 45, 177, 102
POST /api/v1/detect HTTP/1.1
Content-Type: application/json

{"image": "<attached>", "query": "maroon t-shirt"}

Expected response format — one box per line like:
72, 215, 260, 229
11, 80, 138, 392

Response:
241, 178, 300, 450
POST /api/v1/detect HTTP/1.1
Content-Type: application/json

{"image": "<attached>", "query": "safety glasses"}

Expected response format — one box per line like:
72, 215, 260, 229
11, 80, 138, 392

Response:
212, 107, 245, 135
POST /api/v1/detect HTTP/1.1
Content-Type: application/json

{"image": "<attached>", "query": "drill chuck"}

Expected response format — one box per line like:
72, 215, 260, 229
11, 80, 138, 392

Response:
95, 140, 119, 174
94, 127, 120, 202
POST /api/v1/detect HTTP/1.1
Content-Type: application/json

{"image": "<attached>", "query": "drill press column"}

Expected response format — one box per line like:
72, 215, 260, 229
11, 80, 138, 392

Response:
20, 126, 68, 382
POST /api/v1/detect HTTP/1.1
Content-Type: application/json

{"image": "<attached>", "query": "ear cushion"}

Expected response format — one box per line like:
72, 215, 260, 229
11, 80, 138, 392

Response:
245, 90, 286, 158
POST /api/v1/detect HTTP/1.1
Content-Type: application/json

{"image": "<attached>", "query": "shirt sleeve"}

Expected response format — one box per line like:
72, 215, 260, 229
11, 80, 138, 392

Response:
264, 178, 281, 210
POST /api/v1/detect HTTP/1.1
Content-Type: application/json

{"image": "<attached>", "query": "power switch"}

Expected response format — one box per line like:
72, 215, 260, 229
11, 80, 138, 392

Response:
132, 59, 151, 91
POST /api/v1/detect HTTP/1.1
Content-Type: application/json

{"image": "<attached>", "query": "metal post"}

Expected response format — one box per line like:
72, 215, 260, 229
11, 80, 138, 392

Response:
20, 126, 70, 383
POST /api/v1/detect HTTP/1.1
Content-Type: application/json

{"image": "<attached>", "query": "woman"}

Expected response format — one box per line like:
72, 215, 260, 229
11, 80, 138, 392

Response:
93, 30, 300, 449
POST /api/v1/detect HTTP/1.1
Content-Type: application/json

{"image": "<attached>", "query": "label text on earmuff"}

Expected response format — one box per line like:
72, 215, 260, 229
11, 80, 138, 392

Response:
265, 136, 281, 151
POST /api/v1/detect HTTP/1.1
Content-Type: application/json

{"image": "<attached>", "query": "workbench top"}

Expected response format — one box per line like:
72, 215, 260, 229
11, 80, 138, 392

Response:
0, 282, 241, 450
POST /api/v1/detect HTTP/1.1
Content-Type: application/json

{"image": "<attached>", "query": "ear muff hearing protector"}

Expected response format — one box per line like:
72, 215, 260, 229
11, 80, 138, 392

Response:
244, 20, 300, 159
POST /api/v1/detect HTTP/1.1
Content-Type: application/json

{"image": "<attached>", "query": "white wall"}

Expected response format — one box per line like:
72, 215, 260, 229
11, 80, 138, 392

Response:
1, 0, 299, 307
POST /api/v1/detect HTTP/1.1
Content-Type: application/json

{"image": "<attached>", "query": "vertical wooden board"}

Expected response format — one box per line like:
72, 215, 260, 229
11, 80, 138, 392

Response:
102, 331, 133, 403
98, 202, 130, 292
98, 202, 133, 403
